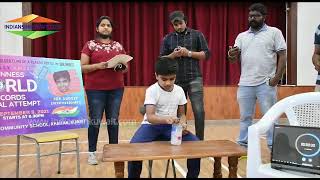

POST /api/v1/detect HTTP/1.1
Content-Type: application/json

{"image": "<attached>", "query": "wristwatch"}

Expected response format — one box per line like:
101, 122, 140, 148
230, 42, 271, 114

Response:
188, 51, 192, 57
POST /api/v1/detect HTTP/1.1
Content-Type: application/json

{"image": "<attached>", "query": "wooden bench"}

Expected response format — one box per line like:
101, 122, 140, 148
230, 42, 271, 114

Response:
102, 140, 247, 178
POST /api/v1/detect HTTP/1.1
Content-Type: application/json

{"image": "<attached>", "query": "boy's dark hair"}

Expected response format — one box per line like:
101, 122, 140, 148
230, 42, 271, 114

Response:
53, 70, 70, 82
155, 57, 178, 76
249, 3, 267, 15
96, 16, 113, 28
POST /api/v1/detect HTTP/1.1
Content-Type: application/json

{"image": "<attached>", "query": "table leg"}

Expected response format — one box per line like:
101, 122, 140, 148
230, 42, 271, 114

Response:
228, 156, 239, 178
213, 157, 222, 178
114, 161, 124, 178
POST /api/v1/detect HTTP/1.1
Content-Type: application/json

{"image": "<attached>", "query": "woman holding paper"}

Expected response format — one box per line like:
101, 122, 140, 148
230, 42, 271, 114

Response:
80, 16, 130, 165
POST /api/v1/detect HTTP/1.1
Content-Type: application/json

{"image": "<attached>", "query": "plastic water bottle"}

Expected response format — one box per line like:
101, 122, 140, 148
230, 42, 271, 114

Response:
171, 124, 182, 145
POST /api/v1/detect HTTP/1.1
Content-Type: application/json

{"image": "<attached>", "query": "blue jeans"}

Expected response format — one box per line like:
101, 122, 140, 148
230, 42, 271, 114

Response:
177, 77, 205, 140
237, 82, 277, 147
128, 124, 201, 178
86, 88, 124, 152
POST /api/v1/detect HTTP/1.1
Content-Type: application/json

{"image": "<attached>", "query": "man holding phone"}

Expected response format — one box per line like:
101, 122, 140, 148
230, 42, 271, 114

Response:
159, 10, 211, 140
227, 3, 287, 149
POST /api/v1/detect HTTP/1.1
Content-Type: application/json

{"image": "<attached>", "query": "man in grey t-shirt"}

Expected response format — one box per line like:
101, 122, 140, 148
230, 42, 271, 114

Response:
227, 3, 287, 149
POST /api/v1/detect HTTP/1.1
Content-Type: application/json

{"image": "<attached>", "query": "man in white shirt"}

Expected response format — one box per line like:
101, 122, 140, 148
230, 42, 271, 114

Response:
127, 57, 200, 178
227, 3, 287, 149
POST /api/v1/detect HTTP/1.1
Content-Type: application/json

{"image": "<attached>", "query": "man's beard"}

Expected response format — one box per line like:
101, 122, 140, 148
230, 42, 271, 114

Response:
249, 20, 263, 30
97, 32, 112, 39
176, 28, 186, 34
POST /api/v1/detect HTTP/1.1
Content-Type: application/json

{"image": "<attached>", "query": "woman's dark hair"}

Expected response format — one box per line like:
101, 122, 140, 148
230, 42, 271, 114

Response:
249, 3, 267, 15
96, 16, 113, 28
155, 56, 178, 75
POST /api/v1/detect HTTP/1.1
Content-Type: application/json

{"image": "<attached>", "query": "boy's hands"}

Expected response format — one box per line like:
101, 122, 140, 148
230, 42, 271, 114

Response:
166, 116, 189, 135
182, 129, 191, 135
178, 116, 189, 135
178, 116, 187, 128
165, 117, 180, 124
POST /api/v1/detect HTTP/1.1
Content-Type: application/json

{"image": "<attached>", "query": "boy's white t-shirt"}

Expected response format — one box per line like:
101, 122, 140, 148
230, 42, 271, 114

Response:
141, 82, 187, 125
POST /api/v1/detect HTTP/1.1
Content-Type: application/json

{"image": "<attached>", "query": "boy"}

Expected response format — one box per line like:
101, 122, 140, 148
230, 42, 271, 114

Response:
127, 57, 200, 178
53, 70, 71, 93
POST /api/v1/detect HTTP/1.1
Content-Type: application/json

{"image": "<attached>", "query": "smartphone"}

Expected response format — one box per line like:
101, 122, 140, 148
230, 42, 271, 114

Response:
174, 46, 182, 51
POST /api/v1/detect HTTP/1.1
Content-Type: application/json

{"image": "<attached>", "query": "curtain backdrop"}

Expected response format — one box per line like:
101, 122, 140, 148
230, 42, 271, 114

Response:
32, 2, 286, 86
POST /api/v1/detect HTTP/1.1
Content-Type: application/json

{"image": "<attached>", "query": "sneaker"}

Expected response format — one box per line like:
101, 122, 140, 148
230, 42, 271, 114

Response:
88, 152, 98, 165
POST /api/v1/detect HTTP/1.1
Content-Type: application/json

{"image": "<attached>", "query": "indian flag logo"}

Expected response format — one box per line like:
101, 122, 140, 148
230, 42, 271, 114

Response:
4, 14, 61, 39
52, 106, 80, 117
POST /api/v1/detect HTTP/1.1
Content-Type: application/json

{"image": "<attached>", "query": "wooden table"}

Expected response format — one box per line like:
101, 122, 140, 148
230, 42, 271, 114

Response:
102, 140, 247, 178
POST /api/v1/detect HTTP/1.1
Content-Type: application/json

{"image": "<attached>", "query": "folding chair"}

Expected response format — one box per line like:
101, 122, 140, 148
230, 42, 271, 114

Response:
140, 105, 176, 178
16, 131, 80, 178
147, 159, 176, 178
